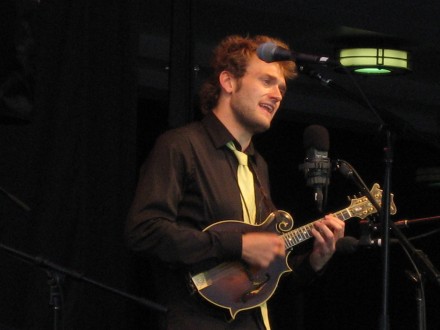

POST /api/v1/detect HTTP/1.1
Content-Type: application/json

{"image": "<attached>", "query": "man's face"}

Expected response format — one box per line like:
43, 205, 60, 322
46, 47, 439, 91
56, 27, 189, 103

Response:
229, 54, 287, 135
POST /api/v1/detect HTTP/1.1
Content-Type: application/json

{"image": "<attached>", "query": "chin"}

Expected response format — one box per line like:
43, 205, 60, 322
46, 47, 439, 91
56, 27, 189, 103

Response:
252, 121, 271, 134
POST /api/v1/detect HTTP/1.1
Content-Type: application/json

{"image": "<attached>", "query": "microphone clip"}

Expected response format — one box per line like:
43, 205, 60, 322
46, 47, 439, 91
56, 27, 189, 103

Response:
359, 218, 379, 248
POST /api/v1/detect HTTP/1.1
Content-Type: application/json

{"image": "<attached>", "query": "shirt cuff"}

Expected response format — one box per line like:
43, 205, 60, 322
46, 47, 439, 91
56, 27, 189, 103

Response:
289, 252, 326, 287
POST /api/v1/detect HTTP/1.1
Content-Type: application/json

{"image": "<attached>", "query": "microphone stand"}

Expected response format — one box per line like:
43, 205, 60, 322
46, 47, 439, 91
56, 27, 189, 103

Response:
380, 129, 393, 330
1, 189, 166, 329
337, 159, 440, 330
301, 65, 440, 330
302, 64, 394, 328
0, 243, 167, 330
0, 185, 32, 212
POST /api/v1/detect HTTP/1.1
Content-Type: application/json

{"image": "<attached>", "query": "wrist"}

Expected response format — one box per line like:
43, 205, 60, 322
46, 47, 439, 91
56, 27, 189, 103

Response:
308, 252, 328, 272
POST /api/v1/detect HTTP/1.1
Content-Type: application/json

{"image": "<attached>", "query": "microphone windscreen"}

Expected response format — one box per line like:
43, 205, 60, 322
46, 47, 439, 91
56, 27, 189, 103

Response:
256, 42, 277, 62
303, 125, 329, 151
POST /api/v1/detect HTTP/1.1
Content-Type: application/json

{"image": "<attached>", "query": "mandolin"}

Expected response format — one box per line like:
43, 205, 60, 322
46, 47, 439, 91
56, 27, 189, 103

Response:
189, 183, 396, 319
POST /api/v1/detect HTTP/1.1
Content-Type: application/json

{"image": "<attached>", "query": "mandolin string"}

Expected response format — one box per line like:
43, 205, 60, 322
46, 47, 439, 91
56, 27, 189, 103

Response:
206, 262, 246, 280
282, 208, 356, 249
203, 208, 353, 279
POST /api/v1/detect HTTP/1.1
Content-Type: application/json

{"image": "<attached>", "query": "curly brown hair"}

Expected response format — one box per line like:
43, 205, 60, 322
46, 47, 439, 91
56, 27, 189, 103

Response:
199, 35, 297, 114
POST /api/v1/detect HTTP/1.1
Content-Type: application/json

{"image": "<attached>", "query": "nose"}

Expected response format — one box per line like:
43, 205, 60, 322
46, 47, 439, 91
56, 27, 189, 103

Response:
269, 86, 283, 102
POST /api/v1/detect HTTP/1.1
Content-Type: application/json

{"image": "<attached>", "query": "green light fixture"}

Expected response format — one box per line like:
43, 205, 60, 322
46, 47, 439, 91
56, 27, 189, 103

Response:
338, 48, 411, 74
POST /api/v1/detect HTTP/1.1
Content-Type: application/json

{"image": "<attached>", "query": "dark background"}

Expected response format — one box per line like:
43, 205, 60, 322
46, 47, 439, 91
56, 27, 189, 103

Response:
1, 1, 439, 329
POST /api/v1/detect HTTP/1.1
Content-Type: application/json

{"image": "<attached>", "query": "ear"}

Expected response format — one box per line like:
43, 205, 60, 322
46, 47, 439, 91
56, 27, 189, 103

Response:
219, 71, 235, 94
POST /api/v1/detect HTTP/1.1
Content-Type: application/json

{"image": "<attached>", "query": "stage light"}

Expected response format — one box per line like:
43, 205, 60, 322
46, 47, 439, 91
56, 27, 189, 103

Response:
338, 48, 410, 74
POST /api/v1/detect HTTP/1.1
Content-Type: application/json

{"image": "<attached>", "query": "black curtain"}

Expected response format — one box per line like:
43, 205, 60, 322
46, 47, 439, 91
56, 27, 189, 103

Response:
0, 1, 143, 329
2, 2, 439, 330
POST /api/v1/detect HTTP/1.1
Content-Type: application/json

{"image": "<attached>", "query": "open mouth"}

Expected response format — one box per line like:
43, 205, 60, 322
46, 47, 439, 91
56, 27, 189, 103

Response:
259, 102, 275, 114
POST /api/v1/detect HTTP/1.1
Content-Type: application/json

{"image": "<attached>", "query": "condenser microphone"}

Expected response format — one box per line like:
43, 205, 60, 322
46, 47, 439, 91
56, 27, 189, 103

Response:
257, 42, 338, 66
336, 236, 400, 254
299, 125, 331, 212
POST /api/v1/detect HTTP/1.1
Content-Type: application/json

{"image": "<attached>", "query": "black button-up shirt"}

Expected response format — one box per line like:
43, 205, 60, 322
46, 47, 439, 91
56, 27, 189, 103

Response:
126, 112, 273, 266
125, 112, 317, 329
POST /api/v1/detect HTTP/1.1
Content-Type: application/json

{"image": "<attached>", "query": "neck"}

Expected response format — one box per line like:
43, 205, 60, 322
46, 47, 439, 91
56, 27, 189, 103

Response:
212, 105, 252, 151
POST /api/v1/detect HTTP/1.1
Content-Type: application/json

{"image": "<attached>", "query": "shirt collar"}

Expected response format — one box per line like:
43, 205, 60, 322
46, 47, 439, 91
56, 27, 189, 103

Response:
201, 112, 255, 156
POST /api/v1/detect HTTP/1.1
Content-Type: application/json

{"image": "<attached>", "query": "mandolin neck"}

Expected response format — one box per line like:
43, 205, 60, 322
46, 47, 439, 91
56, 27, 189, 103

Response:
282, 207, 352, 250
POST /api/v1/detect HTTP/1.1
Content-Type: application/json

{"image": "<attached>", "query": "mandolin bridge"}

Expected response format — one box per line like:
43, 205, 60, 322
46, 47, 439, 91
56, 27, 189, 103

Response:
241, 273, 270, 302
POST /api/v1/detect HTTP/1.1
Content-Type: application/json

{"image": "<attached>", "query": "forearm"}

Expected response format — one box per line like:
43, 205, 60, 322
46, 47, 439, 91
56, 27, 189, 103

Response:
125, 213, 242, 266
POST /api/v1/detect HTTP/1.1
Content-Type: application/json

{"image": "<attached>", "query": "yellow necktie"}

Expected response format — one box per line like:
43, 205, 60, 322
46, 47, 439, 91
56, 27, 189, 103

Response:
226, 142, 256, 224
226, 142, 271, 330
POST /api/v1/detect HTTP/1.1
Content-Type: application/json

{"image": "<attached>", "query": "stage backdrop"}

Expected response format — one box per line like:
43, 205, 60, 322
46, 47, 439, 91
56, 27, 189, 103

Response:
0, 1, 146, 329
1, 1, 439, 330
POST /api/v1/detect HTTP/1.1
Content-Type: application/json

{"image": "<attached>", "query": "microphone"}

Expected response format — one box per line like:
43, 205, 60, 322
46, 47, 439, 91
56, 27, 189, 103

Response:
299, 125, 331, 212
359, 215, 440, 230
257, 42, 339, 66
336, 236, 400, 254
394, 216, 440, 228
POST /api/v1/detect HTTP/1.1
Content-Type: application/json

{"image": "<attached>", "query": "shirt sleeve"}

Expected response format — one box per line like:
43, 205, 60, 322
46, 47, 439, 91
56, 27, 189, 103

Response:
277, 252, 326, 295
125, 130, 242, 267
